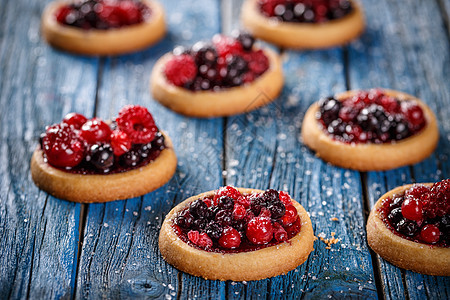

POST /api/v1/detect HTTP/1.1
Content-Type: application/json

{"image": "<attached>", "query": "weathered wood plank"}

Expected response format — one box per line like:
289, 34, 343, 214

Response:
75, 0, 226, 299
351, 0, 450, 299
0, 0, 99, 298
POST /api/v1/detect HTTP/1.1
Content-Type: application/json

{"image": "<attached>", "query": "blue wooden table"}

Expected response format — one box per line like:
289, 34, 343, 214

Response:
1, 0, 449, 299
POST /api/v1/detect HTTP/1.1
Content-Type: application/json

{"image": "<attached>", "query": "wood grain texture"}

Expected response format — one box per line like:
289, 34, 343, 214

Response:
74, 0, 226, 299
350, 0, 450, 299
0, 0, 98, 298
0, 0, 449, 299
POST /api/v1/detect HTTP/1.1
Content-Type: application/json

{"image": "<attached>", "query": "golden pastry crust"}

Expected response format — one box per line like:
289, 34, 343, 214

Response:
301, 89, 439, 171
41, 0, 166, 56
30, 132, 176, 203
367, 184, 450, 276
159, 188, 315, 281
241, 0, 365, 49
150, 48, 283, 118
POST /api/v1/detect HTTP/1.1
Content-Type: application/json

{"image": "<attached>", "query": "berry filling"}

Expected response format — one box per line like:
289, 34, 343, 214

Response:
380, 179, 450, 247
316, 89, 427, 144
55, 0, 151, 30
163, 32, 269, 91
258, 0, 353, 23
39, 105, 166, 175
172, 187, 302, 253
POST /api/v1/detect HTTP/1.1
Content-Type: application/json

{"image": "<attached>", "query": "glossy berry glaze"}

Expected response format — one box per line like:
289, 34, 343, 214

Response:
379, 179, 450, 247
316, 89, 427, 144
163, 32, 270, 91
39, 105, 166, 175
55, 0, 151, 29
258, 0, 353, 23
172, 186, 302, 253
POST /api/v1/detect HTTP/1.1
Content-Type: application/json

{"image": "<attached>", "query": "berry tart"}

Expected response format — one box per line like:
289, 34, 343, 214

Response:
301, 89, 439, 171
241, 0, 365, 49
367, 179, 450, 276
159, 186, 314, 281
41, 0, 166, 55
150, 32, 283, 117
31, 105, 176, 203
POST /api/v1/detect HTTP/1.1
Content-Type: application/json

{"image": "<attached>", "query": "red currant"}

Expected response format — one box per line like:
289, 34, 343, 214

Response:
218, 226, 241, 249
62, 112, 88, 130
80, 118, 112, 145
281, 204, 298, 226
246, 217, 273, 245
401, 196, 423, 221
419, 224, 440, 244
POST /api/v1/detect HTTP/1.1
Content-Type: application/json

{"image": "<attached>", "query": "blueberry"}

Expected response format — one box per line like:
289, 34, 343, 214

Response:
387, 207, 403, 225
235, 32, 255, 51
120, 149, 140, 167
192, 42, 217, 66
396, 219, 419, 237
89, 143, 114, 172
151, 132, 165, 150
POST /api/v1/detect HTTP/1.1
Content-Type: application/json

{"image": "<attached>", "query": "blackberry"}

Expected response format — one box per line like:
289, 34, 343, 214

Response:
396, 219, 419, 237
268, 201, 285, 220
175, 210, 194, 229
151, 131, 166, 150
189, 200, 209, 219
235, 32, 255, 51
120, 149, 141, 167
215, 209, 233, 226
218, 196, 234, 210
387, 207, 403, 225
192, 42, 218, 66
205, 221, 223, 240
319, 96, 341, 126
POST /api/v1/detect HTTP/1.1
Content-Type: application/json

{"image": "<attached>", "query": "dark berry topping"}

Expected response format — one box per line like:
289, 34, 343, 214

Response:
39, 105, 166, 175
258, 0, 353, 23
317, 89, 427, 144
172, 187, 302, 253
55, 0, 151, 30
164, 33, 269, 91
381, 180, 450, 247
88, 143, 114, 172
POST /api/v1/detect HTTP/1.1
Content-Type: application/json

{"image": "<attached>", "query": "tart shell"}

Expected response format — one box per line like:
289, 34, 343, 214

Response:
158, 188, 315, 281
30, 132, 177, 203
150, 48, 284, 118
367, 184, 450, 276
241, 0, 365, 49
41, 0, 166, 56
301, 89, 439, 171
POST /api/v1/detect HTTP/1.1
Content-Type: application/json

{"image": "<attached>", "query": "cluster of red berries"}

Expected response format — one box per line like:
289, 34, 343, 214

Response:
318, 89, 427, 144
55, 0, 150, 30
385, 179, 450, 245
258, 0, 353, 23
173, 186, 301, 251
164, 32, 269, 91
41, 105, 164, 173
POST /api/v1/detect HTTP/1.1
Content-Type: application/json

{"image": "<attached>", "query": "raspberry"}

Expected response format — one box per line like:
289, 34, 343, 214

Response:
187, 230, 200, 244
218, 226, 241, 249
197, 232, 213, 249
281, 204, 298, 226
246, 217, 273, 245
62, 112, 88, 130
232, 203, 246, 220
245, 49, 269, 75
401, 196, 423, 221
212, 34, 243, 59
164, 54, 197, 86
116, 105, 158, 144
420, 224, 440, 244
80, 118, 112, 145
42, 124, 85, 168
110, 130, 131, 156
405, 184, 430, 200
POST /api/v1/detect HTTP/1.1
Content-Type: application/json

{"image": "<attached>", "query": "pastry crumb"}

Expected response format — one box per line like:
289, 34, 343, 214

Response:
319, 232, 340, 249
330, 217, 339, 221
